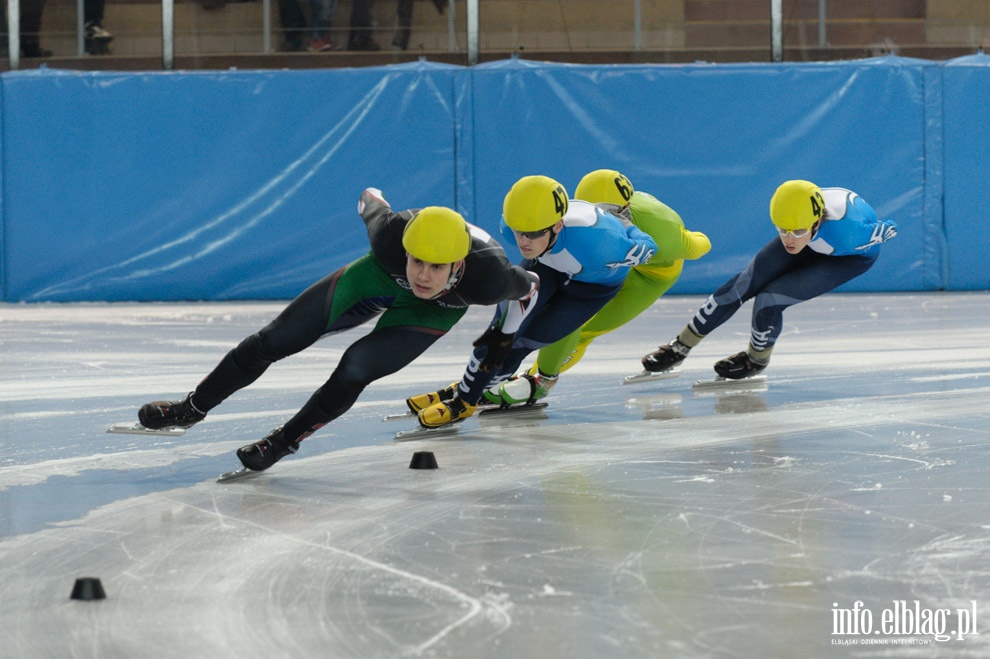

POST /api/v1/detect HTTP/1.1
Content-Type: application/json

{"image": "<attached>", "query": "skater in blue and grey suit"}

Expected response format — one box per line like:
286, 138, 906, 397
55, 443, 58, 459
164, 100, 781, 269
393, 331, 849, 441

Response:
641, 179, 898, 380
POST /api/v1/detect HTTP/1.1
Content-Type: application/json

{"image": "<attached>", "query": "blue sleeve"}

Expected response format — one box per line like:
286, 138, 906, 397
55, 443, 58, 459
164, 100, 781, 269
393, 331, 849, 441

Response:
624, 223, 659, 262
551, 210, 657, 285
815, 197, 897, 257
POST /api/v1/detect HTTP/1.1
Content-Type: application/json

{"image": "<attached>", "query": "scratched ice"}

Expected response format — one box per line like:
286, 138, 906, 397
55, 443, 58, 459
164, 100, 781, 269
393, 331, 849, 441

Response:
1, 294, 989, 658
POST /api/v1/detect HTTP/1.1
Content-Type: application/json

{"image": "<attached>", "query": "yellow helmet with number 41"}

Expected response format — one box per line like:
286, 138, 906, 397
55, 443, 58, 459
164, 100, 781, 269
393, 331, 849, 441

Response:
769, 180, 826, 231
503, 175, 569, 233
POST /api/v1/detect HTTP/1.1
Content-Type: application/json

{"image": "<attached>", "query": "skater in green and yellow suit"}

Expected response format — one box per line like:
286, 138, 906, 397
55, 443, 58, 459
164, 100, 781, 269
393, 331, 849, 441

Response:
500, 169, 711, 404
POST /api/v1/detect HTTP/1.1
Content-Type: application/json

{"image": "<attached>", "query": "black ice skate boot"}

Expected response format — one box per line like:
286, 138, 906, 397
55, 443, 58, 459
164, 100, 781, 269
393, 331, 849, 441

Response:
642, 339, 691, 373
713, 351, 767, 380
138, 392, 207, 430
236, 427, 299, 471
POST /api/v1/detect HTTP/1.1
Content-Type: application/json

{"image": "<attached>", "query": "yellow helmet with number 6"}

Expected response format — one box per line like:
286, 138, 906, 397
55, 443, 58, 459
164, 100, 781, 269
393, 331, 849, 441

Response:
574, 169, 635, 207
402, 206, 471, 264
502, 175, 569, 232
769, 180, 826, 231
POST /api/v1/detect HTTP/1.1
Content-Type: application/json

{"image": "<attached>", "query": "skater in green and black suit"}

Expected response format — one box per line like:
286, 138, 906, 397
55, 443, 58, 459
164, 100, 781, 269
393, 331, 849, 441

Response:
138, 187, 539, 472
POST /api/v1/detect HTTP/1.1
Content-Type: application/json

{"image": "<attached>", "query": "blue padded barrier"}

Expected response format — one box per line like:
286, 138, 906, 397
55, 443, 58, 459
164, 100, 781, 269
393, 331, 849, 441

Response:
0, 55, 985, 301
942, 53, 990, 290
464, 56, 930, 293
1, 63, 460, 301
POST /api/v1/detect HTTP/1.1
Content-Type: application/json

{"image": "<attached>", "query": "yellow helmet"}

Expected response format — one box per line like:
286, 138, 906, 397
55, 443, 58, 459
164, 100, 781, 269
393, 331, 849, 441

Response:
402, 206, 471, 264
502, 175, 569, 232
769, 180, 826, 231
574, 169, 635, 207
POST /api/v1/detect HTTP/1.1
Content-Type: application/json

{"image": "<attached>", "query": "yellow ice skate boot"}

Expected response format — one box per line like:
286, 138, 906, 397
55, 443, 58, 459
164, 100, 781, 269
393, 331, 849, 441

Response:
418, 396, 477, 428
406, 382, 458, 413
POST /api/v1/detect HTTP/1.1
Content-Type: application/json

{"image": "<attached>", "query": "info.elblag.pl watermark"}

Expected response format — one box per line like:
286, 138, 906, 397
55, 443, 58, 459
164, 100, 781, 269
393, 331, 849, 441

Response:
831, 600, 979, 645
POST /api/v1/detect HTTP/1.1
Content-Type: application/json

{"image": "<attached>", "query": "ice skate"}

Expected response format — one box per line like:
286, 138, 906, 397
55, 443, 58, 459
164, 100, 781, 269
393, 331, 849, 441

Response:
417, 396, 477, 429
235, 427, 299, 472
396, 382, 500, 420
137, 392, 206, 430
641, 339, 691, 373
406, 382, 458, 413
395, 396, 477, 440
713, 351, 767, 380
693, 352, 768, 390
497, 372, 557, 406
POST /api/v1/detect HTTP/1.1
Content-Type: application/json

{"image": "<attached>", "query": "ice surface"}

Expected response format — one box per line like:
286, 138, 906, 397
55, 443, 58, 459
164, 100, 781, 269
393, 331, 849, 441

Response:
1, 294, 989, 657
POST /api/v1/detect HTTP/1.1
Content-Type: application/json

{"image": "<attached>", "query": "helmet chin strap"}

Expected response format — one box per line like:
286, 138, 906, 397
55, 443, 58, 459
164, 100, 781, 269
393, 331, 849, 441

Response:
535, 227, 559, 259
810, 218, 823, 239
431, 260, 465, 299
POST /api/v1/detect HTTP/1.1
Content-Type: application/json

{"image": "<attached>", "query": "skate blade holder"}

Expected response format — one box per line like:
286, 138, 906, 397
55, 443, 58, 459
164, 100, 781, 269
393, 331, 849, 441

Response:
622, 368, 681, 385
477, 401, 548, 417
216, 467, 262, 482
384, 401, 507, 422
107, 423, 186, 436
394, 421, 465, 442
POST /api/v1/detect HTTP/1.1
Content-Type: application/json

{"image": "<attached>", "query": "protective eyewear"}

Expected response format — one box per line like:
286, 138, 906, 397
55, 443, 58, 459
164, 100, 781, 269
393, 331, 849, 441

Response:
776, 226, 813, 238
513, 227, 553, 240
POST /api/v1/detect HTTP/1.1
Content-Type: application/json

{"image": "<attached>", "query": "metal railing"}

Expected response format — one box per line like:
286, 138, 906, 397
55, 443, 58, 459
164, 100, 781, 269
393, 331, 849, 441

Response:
4, 0, 988, 71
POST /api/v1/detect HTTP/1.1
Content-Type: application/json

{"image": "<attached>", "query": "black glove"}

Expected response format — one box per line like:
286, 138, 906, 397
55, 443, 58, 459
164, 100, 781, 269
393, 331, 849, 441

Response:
473, 327, 515, 372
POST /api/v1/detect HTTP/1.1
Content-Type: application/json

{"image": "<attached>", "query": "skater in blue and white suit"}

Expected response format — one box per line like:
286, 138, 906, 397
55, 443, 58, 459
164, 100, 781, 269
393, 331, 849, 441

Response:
408, 174, 658, 427
642, 179, 898, 380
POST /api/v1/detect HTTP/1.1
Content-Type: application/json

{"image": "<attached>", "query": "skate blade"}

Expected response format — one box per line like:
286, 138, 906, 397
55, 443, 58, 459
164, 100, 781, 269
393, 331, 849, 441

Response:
622, 369, 681, 385
385, 403, 503, 422
107, 423, 185, 436
477, 401, 549, 417
217, 467, 262, 482
692, 374, 768, 390
394, 424, 462, 442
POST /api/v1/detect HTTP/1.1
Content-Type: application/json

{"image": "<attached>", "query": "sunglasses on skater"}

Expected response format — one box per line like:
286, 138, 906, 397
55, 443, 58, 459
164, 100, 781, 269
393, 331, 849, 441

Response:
776, 225, 813, 238
513, 227, 553, 240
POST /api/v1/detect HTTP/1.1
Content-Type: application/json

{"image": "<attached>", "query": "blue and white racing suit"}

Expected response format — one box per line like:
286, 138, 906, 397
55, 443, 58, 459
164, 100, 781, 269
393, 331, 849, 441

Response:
688, 187, 898, 354
459, 200, 657, 403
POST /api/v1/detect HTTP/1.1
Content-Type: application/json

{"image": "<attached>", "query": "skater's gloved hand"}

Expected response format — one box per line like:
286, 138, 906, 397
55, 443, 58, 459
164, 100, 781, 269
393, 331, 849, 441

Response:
473, 328, 515, 372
